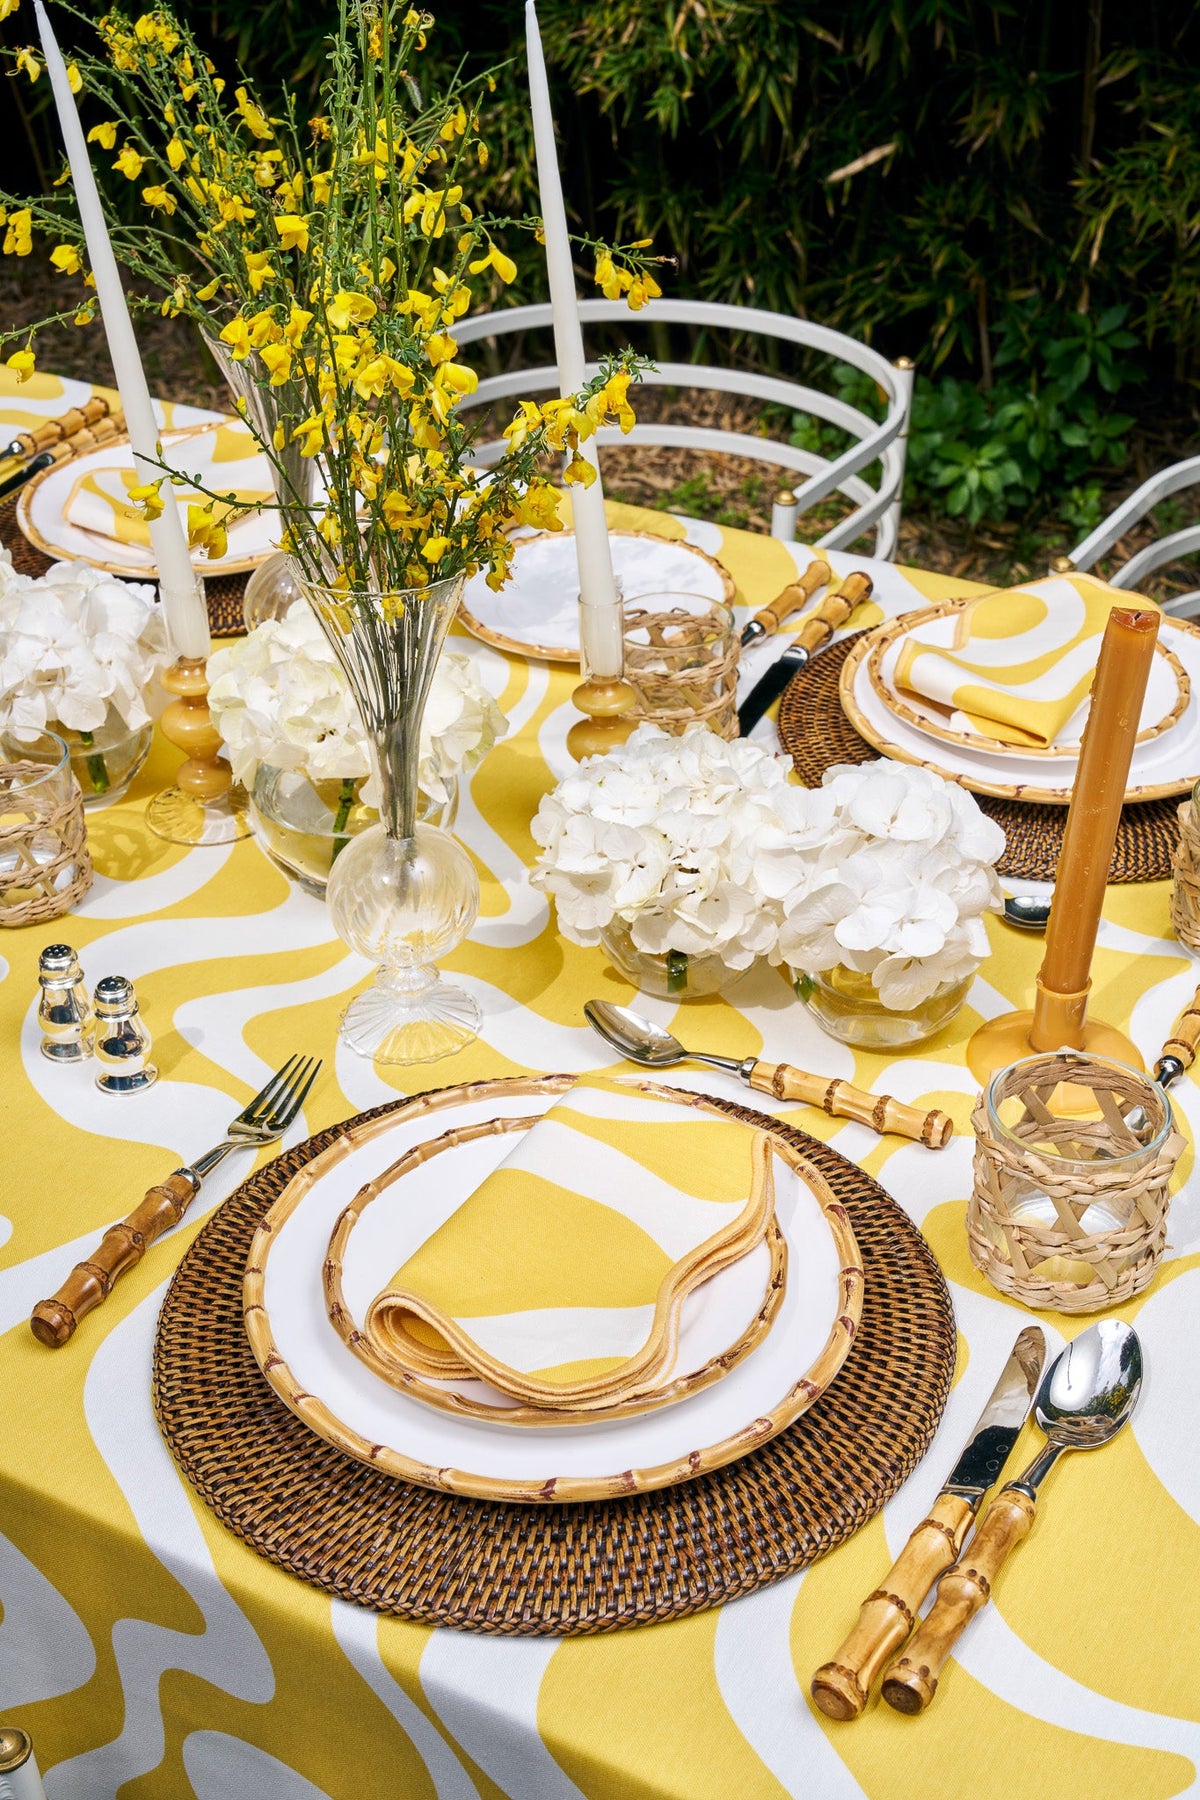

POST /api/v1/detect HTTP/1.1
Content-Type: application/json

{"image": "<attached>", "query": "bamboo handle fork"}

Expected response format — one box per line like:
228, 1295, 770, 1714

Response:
31, 1054, 320, 1347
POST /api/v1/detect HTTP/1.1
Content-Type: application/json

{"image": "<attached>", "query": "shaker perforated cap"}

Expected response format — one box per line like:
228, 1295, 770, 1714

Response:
38, 943, 76, 973
94, 975, 135, 1014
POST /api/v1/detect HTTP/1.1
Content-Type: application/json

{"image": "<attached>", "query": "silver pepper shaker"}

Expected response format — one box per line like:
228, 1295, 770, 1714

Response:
93, 975, 157, 1094
37, 944, 93, 1063
0, 1727, 47, 1800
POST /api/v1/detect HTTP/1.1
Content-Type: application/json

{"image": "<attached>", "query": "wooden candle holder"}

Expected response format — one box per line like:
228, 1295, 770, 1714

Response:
565, 675, 639, 761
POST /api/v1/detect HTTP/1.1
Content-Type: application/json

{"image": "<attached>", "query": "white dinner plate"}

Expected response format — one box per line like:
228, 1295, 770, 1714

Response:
243, 1075, 863, 1503
840, 611, 1200, 805
457, 530, 736, 662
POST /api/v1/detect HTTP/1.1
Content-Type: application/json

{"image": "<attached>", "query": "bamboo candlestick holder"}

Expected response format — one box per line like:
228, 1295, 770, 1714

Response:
968, 607, 1158, 1088
145, 655, 251, 846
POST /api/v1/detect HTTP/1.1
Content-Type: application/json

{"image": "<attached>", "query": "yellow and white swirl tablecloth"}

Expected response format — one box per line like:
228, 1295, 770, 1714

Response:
2, 501, 1199, 1800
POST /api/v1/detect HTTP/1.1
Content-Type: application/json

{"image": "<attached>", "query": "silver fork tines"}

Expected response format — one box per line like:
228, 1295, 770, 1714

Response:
189, 1055, 322, 1180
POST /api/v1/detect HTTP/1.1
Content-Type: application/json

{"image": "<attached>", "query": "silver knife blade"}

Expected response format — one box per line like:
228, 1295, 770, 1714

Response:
940, 1325, 1046, 1503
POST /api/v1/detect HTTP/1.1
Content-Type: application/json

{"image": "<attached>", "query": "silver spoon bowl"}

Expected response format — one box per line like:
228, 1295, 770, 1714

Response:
583, 999, 756, 1080
1002, 895, 1052, 931
1012, 1318, 1143, 1495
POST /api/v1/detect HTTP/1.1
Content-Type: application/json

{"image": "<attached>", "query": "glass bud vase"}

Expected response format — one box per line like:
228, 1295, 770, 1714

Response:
297, 569, 480, 1065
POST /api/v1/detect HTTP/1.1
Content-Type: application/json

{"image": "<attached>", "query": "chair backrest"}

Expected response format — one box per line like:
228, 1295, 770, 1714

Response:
1067, 454, 1200, 618
453, 300, 914, 560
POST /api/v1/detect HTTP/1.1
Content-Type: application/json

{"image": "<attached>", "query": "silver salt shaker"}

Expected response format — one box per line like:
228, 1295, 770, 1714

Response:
37, 944, 92, 1063
93, 975, 157, 1094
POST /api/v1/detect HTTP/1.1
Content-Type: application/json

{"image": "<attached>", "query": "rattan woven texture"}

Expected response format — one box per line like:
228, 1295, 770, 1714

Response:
0, 495, 248, 639
0, 760, 92, 925
152, 1088, 955, 1636
779, 634, 1181, 883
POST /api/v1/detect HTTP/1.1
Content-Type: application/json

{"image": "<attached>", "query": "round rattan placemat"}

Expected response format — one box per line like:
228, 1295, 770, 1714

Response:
152, 1088, 955, 1636
779, 634, 1181, 883
0, 494, 248, 638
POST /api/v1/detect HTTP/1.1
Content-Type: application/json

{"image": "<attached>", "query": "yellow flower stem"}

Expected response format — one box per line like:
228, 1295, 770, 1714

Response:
330, 774, 358, 864
77, 731, 110, 795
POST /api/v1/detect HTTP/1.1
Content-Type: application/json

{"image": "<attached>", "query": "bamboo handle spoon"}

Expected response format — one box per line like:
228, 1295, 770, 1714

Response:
880, 1320, 1143, 1714
584, 999, 953, 1147
1156, 980, 1200, 1087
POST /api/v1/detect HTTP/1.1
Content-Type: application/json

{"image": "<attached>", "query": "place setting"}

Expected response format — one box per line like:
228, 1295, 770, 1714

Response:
773, 569, 1198, 882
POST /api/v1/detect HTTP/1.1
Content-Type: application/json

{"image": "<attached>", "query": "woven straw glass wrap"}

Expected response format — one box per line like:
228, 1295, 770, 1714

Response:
154, 1088, 955, 1636
967, 1051, 1184, 1314
1170, 792, 1200, 950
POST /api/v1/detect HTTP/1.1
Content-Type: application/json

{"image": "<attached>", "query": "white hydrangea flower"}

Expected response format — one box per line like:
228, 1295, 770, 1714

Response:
0, 556, 168, 735
531, 728, 1004, 1002
207, 598, 507, 803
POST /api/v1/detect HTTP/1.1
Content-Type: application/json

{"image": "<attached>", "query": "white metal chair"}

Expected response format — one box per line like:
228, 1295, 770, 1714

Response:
1065, 453, 1200, 617
453, 300, 915, 560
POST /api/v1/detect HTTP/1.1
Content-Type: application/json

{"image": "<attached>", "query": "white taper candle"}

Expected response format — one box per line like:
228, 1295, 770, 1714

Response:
33, 0, 210, 659
525, 0, 623, 678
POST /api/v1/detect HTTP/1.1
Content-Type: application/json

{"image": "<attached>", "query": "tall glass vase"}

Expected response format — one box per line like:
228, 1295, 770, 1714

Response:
203, 330, 316, 627
296, 569, 481, 1065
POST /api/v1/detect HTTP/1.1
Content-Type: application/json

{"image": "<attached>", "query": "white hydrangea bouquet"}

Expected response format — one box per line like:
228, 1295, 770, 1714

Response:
208, 599, 506, 875
0, 545, 169, 797
778, 759, 1005, 1009
531, 724, 1003, 1011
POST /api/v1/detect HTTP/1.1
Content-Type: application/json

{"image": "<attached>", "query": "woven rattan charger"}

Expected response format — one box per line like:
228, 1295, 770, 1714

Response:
779, 633, 1182, 883
154, 1084, 955, 1636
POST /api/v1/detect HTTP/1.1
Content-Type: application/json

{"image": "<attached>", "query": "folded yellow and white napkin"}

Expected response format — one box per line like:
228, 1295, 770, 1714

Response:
894, 573, 1158, 749
63, 419, 273, 554
361, 1077, 777, 1411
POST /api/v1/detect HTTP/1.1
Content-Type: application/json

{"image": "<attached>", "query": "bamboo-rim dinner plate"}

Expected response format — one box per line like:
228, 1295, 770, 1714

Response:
839, 611, 1200, 805
864, 598, 1189, 759
243, 1074, 863, 1504
17, 419, 281, 578
321, 1109, 789, 1428
457, 530, 736, 663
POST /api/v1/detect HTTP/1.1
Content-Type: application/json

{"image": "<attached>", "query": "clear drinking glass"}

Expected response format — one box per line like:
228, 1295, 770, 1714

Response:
0, 729, 88, 915
622, 590, 739, 738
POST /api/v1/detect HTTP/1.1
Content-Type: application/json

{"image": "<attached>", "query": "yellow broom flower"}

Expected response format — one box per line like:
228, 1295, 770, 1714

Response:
5, 348, 35, 382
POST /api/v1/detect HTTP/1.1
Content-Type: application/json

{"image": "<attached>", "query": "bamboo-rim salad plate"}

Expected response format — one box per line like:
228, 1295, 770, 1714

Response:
243, 1074, 863, 1504
839, 607, 1200, 805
